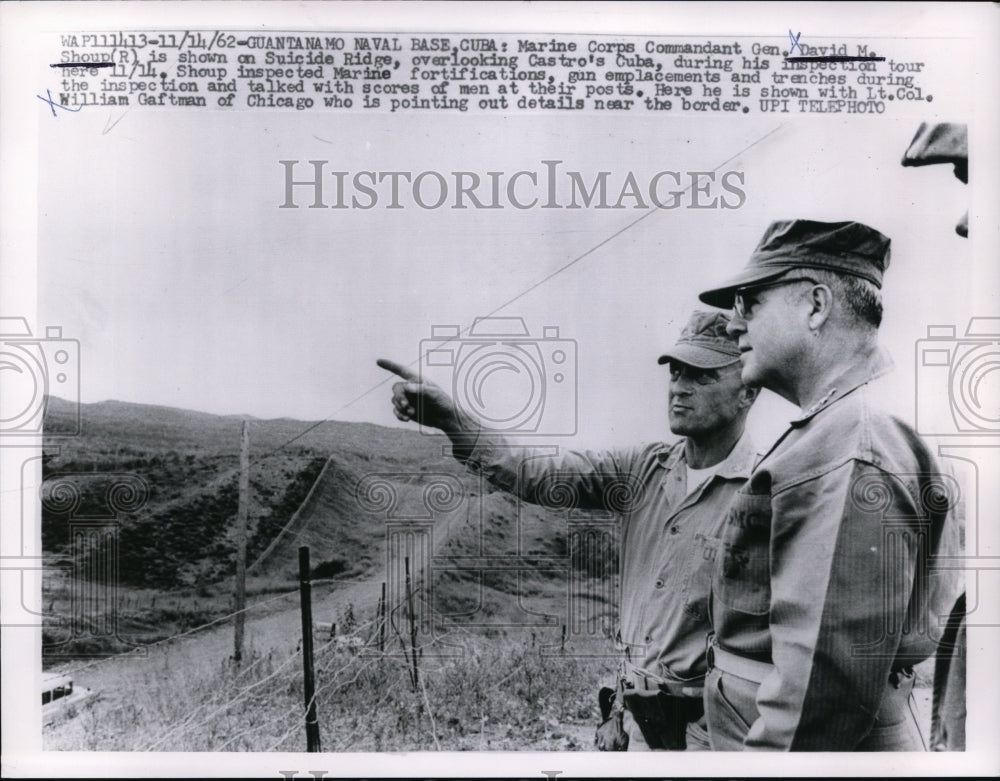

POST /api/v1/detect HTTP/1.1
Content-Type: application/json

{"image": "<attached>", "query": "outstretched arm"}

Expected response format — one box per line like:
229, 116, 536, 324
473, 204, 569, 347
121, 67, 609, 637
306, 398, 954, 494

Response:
376, 358, 639, 511
376, 357, 480, 447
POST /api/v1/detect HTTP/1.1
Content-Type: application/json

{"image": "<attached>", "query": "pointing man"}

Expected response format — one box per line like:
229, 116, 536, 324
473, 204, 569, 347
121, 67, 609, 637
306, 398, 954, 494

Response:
697, 220, 963, 750
379, 311, 759, 750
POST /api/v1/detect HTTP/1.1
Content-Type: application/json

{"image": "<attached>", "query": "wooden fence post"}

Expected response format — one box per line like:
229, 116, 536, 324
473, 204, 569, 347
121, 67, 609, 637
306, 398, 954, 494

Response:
405, 556, 419, 689
298, 546, 322, 752
378, 581, 386, 653
233, 420, 249, 664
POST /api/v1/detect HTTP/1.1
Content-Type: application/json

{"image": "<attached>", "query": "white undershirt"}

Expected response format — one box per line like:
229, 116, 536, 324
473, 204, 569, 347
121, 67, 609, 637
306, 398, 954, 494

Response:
685, 462, 719, 498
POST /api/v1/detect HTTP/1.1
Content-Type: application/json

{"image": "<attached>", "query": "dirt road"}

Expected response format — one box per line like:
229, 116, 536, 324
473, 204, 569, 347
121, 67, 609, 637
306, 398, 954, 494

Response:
45, 460, 471, 748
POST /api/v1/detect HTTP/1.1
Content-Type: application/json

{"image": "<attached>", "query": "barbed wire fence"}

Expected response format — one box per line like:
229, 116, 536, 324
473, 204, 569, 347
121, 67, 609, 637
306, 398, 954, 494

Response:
45, 556, 455, 751
46, 546, 614, 752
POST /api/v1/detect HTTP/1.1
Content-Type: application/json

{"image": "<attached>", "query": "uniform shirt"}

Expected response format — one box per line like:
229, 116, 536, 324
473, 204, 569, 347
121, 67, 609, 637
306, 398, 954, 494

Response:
455, 432, 756, 683
712, 349, 963, 750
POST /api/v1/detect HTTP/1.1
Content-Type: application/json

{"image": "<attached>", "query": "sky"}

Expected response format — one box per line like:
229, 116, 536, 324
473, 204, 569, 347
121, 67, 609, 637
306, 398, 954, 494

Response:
37, 88, 979, 451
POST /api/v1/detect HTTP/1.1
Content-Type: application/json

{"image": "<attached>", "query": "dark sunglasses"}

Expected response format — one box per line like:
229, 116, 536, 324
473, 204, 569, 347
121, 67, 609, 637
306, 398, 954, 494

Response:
733, 276, 818, 320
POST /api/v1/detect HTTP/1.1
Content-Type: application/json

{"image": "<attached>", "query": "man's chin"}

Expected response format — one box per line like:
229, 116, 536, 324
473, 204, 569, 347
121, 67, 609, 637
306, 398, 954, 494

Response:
669, 419, 694, 437
739, 361, 759, 386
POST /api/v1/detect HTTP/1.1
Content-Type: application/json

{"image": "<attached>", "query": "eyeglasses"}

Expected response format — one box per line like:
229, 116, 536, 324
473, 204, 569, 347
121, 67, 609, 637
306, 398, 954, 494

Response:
668, 363, 727, 385
733, 276, 819, 320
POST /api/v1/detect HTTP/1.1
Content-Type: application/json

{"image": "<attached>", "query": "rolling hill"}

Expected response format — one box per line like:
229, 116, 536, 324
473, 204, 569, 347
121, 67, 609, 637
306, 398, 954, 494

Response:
40, 396, 618, 655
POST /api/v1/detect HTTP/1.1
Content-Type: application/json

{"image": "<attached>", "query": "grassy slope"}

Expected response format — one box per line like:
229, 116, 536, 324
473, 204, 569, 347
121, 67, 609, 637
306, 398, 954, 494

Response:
41, 397, 615, 656
40, 397, 619, 751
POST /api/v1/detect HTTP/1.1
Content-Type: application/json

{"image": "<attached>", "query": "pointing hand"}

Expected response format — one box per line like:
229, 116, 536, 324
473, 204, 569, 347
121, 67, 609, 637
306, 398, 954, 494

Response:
376, 358, 471, 437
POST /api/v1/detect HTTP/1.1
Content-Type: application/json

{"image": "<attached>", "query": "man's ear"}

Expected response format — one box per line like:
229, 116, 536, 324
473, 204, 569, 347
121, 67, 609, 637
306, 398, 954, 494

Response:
807, 283, 835, 331
740, 384, 760, 408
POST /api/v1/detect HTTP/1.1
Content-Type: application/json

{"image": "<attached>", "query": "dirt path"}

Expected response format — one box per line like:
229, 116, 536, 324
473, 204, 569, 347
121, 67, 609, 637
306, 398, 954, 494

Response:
45, 462, 470, 747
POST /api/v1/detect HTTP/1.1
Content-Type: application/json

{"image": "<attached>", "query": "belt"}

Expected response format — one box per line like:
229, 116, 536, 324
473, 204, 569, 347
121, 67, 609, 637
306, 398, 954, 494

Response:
706, 642, 773, 684
623, 662, 704, 698
708, 640, 918, 690
626, 676, 705, 698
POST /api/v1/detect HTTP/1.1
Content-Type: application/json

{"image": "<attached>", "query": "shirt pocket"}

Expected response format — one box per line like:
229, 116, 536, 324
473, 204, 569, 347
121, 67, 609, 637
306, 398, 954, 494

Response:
681, 532, 720, 622
715, 491, 771, 616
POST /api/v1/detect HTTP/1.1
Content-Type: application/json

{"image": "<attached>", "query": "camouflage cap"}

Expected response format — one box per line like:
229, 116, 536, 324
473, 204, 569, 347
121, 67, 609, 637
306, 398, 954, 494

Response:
698, 219, 892, 309
657, 310, 740, 369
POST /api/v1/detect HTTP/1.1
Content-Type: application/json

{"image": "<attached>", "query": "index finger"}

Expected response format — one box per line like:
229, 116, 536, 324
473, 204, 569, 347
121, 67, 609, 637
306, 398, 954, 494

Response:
376, 358, 421, 382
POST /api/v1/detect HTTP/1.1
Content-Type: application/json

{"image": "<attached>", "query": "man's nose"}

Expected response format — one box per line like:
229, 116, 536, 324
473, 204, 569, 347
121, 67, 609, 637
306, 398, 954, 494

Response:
956, 210, 968, 237
727, 312, 746, 335
670, 375, 694, 393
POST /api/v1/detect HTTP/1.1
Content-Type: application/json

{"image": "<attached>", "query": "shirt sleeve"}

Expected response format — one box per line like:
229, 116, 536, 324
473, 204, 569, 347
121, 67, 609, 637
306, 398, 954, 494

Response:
452, 431, 645, 513
745, 460, 924, 750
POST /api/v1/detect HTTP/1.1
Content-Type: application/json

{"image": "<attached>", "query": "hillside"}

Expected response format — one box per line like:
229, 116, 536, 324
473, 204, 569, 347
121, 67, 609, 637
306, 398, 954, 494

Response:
41, 397, 618, 657
42, 396, 460, 582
